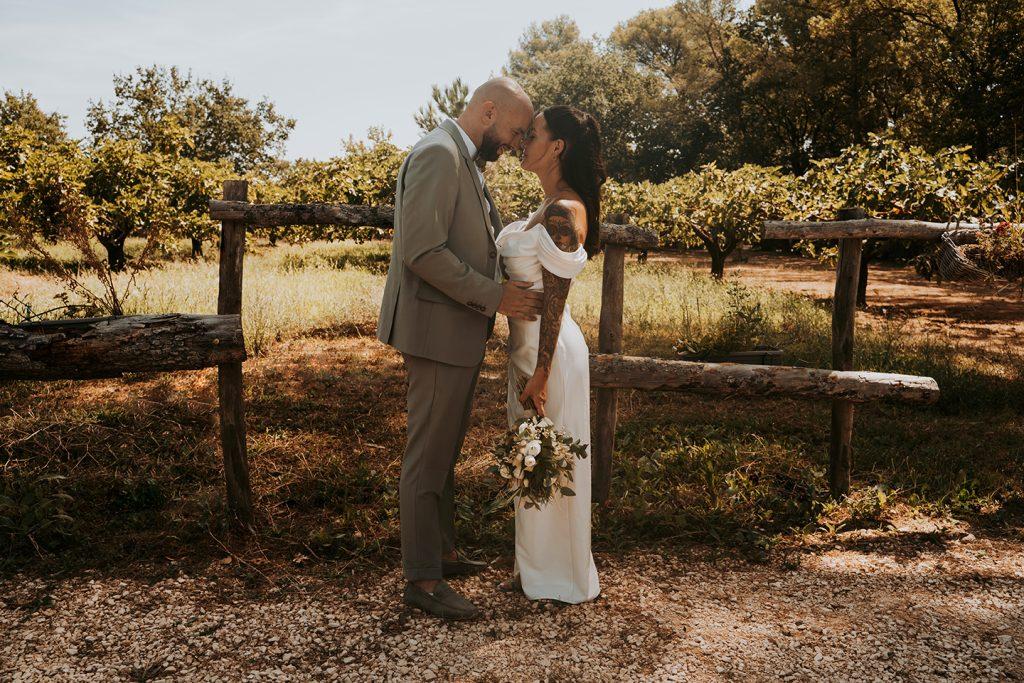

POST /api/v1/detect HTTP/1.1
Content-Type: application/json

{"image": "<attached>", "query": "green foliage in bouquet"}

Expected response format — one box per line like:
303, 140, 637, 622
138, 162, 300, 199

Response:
489, 415, 589, 510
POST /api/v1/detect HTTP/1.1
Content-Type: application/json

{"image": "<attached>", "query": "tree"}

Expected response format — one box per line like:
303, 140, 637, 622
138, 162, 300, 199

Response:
874, 0, 1024, 160
742, 0, 909, 170
0, 124, 91, 246
611, 5, 702, 81
415, 78, 470, 134
675, 164, 790, 278
86, 65, 295, 173
611, 3, 730, 179
797, 131, 1012, 303
80, 125, 231, 270
611, 1, 774, 177
505, 18, 662, 179
506, 16, 582, 78
1, 91, 69, 145
0, 122, 139, 315
0, 92, 75, 254
164, 154, 234, 259
609, 0, 1023, 177
83, 139, 175, 272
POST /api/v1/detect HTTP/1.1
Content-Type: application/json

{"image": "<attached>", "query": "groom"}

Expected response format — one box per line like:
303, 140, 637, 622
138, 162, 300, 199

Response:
377, 77, 538, 620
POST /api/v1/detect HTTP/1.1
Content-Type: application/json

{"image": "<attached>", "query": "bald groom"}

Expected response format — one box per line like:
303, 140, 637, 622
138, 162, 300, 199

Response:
377, 78, 540, 620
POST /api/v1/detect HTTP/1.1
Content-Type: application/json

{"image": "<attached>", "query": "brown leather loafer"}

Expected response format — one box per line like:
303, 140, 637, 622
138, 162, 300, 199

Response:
403, 580, 480, 621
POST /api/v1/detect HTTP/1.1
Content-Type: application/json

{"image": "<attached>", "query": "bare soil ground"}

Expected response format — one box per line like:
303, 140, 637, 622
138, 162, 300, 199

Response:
2, 524, 1021, 682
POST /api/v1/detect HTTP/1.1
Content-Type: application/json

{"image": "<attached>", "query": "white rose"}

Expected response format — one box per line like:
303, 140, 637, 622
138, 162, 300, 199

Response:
539, 417, 554, 428
517, 422, 530, 435
525, 440, 542, 457
523, 455, 537, 470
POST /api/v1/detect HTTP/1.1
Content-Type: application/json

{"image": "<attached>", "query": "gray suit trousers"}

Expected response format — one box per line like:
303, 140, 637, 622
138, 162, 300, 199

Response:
399, 352, 482, 581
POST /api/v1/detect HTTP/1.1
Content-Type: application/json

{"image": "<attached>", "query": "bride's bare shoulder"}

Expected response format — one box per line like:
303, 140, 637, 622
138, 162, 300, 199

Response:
542, 198, 586, 252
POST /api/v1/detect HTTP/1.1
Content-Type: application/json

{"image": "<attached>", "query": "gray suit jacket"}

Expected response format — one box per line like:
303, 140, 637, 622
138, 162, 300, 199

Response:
377, 119, 506, 367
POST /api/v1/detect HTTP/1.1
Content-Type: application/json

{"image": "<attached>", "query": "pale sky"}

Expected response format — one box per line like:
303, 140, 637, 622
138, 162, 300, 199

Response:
1, 0, 689, 160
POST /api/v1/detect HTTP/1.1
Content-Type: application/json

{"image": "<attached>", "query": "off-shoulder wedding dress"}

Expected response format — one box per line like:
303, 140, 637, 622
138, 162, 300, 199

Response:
495, 218, 600, 604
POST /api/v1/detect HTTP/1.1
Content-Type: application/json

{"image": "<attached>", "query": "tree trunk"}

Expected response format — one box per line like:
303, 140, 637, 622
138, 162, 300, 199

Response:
101, 236, 127, 272
710, 250, 726, 279
0, 314, 245, 381
857, 241, 873, 308
191, 237, 204, 259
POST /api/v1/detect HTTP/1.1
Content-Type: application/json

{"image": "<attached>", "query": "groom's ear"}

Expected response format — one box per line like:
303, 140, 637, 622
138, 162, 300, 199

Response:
481, 101, 498, 124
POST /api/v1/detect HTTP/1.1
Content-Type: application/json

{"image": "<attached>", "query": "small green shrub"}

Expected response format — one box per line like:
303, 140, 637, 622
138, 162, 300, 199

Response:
673, 281, 772, 358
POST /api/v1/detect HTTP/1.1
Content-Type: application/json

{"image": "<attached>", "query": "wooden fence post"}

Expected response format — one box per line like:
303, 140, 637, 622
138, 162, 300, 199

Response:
218, 180, 254, 527
593, 213, 628, 504
829, 206, 865, 499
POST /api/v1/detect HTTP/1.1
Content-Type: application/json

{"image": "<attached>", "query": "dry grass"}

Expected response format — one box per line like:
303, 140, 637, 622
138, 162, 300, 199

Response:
1, 240, 1022, 573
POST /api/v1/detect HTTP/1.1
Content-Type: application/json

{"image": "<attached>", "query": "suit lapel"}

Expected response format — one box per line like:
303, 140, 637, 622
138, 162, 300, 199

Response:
483, 183, 502, 240
439, 120, 495, 246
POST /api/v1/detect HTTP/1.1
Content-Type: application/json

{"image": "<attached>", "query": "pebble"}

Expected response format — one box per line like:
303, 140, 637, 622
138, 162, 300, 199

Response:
2, 538, 1022, 681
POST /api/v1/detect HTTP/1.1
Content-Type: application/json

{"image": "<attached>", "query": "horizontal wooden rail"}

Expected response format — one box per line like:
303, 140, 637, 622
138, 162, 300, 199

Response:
588, 353, 939, 404
764, 218, 992, 240
599, 222, 660, 249
207, 200, 659, 249
209, 200, 394, 228
1, 313, 245, 381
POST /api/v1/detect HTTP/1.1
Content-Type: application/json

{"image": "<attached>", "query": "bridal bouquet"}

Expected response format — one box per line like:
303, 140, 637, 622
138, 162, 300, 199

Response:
488, 415, 589, 510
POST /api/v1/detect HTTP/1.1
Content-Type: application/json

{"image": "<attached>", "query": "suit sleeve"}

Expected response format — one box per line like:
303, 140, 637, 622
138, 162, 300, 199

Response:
399, 143, 504, 317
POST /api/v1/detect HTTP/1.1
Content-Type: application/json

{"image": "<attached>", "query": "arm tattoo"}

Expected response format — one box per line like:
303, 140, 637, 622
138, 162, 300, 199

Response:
535, 202, 580, 376
543, 202, 580, 252
536, 268, 571, 376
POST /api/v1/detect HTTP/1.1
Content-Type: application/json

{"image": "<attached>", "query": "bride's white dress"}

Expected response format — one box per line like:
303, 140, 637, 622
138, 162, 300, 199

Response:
495, 218, 600, 604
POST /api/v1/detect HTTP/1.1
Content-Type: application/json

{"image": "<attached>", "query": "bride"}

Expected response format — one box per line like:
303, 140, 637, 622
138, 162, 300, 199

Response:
495, 105, 606, 604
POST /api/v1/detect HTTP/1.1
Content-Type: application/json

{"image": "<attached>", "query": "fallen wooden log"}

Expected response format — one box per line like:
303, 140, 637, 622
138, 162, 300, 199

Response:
0, 314, 245, 381
763, 218, 993, 241
588, 354, 939, 404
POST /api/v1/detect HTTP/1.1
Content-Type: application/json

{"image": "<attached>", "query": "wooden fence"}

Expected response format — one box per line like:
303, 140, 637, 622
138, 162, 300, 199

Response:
761, 208, 976, 496
0, 180, 253, 525
0, 189, 947, 530
209, 188, 939, 506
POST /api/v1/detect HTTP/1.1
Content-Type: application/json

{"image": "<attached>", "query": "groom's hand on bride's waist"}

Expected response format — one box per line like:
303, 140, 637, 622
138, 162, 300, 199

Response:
498, 280, 543, 321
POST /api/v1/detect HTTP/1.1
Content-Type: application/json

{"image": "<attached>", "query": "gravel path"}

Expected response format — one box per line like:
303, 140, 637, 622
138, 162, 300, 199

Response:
2, 530, 1022, 682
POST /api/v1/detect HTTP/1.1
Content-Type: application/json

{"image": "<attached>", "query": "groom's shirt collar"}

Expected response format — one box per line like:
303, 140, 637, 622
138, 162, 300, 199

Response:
451, 120, 478, 160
